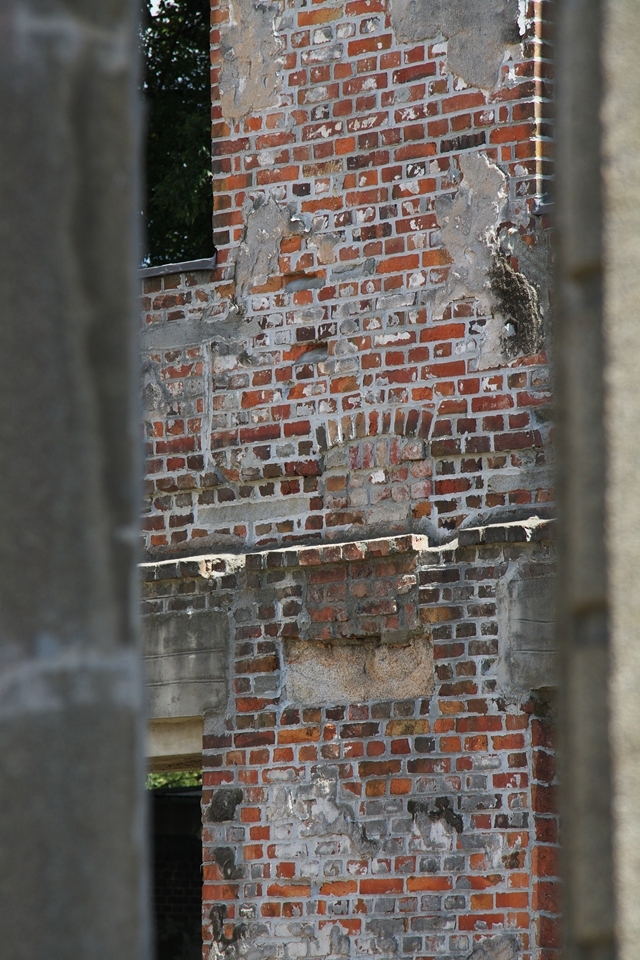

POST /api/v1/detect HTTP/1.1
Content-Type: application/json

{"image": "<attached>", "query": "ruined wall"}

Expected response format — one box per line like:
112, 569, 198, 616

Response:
140, 520, 559, 960
139, 0, 559, 956
140, 0, 553, 557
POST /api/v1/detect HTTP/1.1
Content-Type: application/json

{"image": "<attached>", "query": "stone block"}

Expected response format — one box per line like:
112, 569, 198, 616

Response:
143, 610, 228, 718
283, 635, 434, 704
498, 573, 556, 693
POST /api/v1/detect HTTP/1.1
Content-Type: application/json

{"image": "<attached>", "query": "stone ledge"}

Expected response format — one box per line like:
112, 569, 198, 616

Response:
139, 254, 217, 278
138, 519, 555, 580
457, 515, 555, 546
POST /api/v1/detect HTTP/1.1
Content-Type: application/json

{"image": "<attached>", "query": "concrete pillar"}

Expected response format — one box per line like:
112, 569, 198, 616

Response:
602, 2, 640, 957
0, 0, 149, 953
557, 0, 640, 957
554, 0, 615, 957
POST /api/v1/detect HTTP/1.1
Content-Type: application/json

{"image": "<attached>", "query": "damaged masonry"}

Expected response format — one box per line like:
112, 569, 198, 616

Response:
140, 0, 557, 957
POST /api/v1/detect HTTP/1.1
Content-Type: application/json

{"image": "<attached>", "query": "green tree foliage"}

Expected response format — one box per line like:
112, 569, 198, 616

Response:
142, 0, 213, 265
146, 770, 203, 789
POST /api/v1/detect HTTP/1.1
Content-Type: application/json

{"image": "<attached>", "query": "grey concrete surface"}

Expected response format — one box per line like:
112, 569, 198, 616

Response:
143, 610, 228, 718
0, 0, 149, 952
139, 256, 217, 278
602, 0, 640, 955
554, 0, 615, 955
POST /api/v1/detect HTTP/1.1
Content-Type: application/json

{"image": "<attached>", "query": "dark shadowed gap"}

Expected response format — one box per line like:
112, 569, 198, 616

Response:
152, 786, 203, 960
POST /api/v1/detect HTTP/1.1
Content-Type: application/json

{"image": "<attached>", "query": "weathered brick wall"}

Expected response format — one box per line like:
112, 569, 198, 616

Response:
141, 521, 559, 959
140, 0, 559, 956
140, 0, 553, 557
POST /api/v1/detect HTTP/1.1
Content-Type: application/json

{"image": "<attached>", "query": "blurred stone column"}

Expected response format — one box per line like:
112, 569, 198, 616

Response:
602, 2, 640, 958
554, 0, 615, 957
0, 0, 149, 953
556, 0, 640, 958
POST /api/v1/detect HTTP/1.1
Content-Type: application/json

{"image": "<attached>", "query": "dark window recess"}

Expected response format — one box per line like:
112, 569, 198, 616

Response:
152, 787, 203, 960
142, 0, 214, 266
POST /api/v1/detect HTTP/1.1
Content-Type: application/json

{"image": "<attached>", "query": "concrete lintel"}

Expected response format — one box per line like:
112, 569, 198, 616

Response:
147, 717, 203, 773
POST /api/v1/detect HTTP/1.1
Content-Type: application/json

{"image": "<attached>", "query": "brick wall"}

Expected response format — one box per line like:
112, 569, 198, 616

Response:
141, 521, 559, 959
139, 0, 559, 956
140, 0, 553, 558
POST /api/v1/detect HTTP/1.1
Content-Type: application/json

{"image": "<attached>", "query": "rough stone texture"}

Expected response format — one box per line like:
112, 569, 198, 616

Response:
219, 0, 283, 123
284, 633, 434, 704
0, 0, 148, 950
390, 0, 521, 90
206, 787, 244, 822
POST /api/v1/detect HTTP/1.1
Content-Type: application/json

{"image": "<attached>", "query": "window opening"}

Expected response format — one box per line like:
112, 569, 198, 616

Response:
151, 782, 203, 960
142, 0, 214, 266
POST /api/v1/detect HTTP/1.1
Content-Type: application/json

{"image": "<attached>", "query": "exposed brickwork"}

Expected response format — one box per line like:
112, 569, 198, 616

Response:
140, 521, 559, 959
140, 0, 554, 557
139, 0, 558, 955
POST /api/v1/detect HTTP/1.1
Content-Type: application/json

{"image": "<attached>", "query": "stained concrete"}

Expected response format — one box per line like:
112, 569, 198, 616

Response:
602, 0, 640, 955
147, 717, 203, 772
220, 0, 283, 123
198, 493, 311, 529
283, 634, 434, 704
143, 611, 228, 718
0, 0, 148, 948
390, 0, 520, 90
497, 572, 556, 694
554, 0, 614, 951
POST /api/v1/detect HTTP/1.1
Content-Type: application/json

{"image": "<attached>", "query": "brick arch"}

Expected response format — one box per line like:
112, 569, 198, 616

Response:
315, 406, 434, 453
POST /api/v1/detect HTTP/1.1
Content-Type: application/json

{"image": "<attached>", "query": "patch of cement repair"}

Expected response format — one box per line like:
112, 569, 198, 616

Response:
283, 635, 434, 704
391, 0, 521, 90
220, 0, 283, 123
467, 934, 520, 960
141, 358, 171, 420
233, 196, 306, 309
268, 766, 381, 857
434, 153, 544, 367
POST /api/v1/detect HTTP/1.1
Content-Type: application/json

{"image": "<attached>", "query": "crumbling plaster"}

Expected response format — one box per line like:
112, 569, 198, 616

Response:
390, 0, 521, 91
219, 0, 283, 123
434, 153, 546, 368
232, 196, 306, 309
